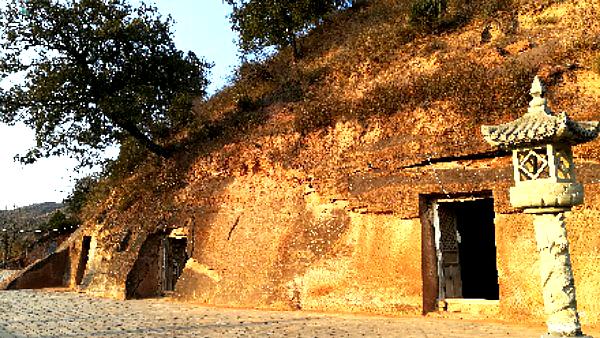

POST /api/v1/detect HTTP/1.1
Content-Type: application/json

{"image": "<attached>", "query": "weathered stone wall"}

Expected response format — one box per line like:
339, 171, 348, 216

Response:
492, 184, 600, 327
5, 249, 70, 289
82, 230, 149, 300
62, 155, 600, 328
23, 233, 72, 267
175, 173, 423, 314
56, 113, 600, 331
495, 212, 545, 320
169, 159, 600, 327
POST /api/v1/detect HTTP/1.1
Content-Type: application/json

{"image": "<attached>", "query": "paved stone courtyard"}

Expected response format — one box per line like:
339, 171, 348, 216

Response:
0, 289, 584, 337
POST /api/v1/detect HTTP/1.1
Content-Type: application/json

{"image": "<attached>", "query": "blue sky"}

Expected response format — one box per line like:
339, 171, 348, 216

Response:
149, 0, 239, 94
0, 0, 239, 209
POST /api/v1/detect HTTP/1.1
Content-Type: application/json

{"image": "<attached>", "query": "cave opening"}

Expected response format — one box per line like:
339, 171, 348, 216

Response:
422, 195, 499, 312
75, 236, 91, 285
126, 231, 189, 299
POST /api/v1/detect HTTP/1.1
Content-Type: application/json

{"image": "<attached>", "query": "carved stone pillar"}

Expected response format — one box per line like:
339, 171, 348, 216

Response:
533, 212, 584, 337
481, 76, 599, 337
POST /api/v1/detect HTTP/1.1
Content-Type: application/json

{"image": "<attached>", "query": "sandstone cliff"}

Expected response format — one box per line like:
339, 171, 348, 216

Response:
21, 0, 600, 329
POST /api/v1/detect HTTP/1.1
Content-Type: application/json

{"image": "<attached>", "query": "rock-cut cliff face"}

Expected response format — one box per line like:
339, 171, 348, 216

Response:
19, 0, 600, 329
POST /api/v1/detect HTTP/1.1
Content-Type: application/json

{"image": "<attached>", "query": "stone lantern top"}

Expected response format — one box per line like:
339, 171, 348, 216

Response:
481, 76, 599, 148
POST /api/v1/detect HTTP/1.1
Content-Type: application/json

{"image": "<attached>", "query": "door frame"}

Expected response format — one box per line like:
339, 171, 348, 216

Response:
421, 192, 494, 312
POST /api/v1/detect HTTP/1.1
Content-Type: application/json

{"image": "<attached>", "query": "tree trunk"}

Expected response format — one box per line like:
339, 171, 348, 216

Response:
438, 0, 447, 17
290, 35, 299, 63
88, 78, 171, 159
117, 120, 171, 158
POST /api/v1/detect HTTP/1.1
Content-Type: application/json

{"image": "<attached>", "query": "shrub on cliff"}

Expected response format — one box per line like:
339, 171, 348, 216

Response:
225, 0, 352, 60
45, 210, 79, 233
64, 176, 99, 216
410, 0, 447, 26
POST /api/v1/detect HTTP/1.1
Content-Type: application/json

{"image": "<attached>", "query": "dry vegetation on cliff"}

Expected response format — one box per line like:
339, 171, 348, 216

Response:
87, 0, 600, 215
75, 0, 600, 319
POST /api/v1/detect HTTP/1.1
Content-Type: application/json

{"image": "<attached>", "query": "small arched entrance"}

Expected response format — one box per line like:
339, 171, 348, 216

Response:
125, 229, 189, 299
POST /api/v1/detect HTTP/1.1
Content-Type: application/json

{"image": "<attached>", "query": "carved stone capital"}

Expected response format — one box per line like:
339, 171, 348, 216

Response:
509, 180, 583, 210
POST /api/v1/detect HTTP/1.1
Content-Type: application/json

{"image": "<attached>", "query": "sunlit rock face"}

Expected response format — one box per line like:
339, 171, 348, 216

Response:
60, 106, 600, 329
7, 84, 600, 331
7, 2, 600, 333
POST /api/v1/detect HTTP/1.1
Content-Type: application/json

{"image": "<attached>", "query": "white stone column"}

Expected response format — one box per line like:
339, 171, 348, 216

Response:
532, 212, 588, 337
482, 76, 597, 337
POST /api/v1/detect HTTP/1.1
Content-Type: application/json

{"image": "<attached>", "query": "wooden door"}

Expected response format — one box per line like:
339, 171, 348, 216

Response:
437, 205, 463, 298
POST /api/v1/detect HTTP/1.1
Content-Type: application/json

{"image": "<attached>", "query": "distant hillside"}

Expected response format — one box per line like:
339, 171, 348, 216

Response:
0, 202, 64, 230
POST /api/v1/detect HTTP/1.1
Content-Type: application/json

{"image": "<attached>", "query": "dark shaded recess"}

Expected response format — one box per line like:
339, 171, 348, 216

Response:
117, 230, 132, 252
75, 236, 91, 285
421, 193, 498, 311
164, 237, 188, 292
126, 233, 189, 298
126, 233, 163, 299
401, 150, 510, 169
454, 198, 499, 300
7, 249, 70, 289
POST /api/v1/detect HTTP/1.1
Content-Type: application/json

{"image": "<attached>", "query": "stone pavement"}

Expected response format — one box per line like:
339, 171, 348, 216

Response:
0, 289, 578, 337
0, 271, 19, 284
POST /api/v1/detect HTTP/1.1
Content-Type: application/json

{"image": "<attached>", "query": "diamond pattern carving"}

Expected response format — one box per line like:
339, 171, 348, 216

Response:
517, 148, 549, 180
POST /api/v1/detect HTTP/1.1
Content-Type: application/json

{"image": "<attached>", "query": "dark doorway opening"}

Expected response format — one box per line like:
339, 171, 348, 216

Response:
75, 236, 91, 285
452, 199, 499, 300
421, 195, 499, 311
126, 232, 189, 299
162, 237, 188, 292
126, 233, 163, 299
